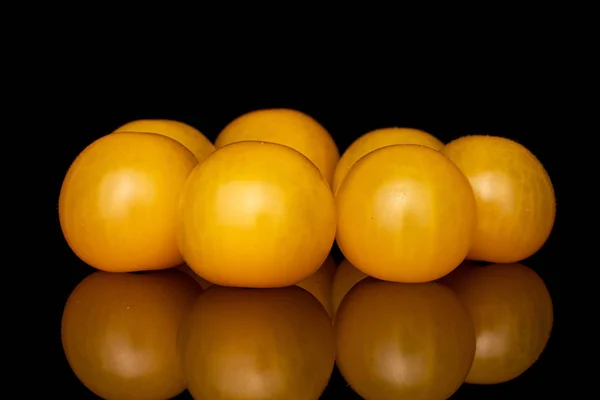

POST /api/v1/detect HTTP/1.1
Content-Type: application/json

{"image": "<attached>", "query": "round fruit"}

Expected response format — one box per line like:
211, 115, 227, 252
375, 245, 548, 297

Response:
335, 144, 477, 283
296, 255, 337, 317
333, 127, 444, 194
113, 119, 215, 162
177, 141, 336, 288
59, 132, 198, 272
179, 285, 335, 400
215, 108, 339, 186
331, 259, 368, 315
177, 264, 213, 290
441, 263, 553, 384
61, 270, 201, 400
335, 279, 476, 400
442, 135, 556, 263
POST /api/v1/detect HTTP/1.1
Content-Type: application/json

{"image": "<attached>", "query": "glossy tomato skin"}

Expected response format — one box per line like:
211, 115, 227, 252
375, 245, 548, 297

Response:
331, 259, 368, 316
333, 127, 444, 194
179, 285, 335, 400
59, 132, 198, 272
335, 279, 476, 400
335, 144, 477, 283
295, 255, 337, 317
113, 119, 215, 162
177, 141, 336, 288
61, 270, 201, 400
215, 108, 339, 186
440, 263, 553, 384
442, 135, 556, 263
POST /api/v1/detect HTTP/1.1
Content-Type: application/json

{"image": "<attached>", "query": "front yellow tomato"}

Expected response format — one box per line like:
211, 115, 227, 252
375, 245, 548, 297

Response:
335, 144, 477, 283
59, 132, 198, 272
177, 141, 336, 288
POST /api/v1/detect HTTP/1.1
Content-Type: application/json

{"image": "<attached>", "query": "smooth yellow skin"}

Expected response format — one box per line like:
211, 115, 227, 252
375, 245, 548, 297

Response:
113, 119, 215, 162
336, 144, 477, 283
442, 263, 554, 384
442, 135, 556, 263
296, 255, 337, 317
59, 132, 198, 272
333, 127, 444, 194
331, 259, 368, 315
177, 141, 337, 288
215, 109, 339, 186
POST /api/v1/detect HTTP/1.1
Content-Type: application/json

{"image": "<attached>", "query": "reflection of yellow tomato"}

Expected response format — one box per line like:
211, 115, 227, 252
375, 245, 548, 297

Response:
333, 127, 444, 194
59, 132, 198, 272
436, 259, 483, 286
442, 135, 556, 263
335, 279, 476, 400
113, 119, 215, 162
336, 144, 477, 283
177, 264, 213, 290
215, 108, 339, 186
62, 270, 201, 400
331, 259, 368, 315
177, 141, 336, 288
296, 255, 337, 317
441, 263, 553, 384
179, 285, 335, 400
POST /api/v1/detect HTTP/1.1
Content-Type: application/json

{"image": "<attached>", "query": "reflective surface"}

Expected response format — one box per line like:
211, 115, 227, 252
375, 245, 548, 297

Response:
179, 285, 335, 400
440, 262, 554, 384
61, 263, 555, 399
61, 270, 201, 400
335, 278, 476, 400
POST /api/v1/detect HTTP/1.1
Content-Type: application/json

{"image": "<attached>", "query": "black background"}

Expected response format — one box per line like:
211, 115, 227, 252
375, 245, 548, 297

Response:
53, 93, 563, 399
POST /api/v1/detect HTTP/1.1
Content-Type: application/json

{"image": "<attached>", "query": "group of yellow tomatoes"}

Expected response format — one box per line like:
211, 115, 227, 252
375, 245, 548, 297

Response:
59, 108, 556, 400
59, 108, 555, 286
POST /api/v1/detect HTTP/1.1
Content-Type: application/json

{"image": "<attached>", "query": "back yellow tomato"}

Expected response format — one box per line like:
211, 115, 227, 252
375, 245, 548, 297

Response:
177, 141, 336, 288
113, 119, 215, 162
333, 127, 444, 194
336, 144, 477, 283
215, 108, 339, 186
442, 135, 556, 263
59, 132, 198, 272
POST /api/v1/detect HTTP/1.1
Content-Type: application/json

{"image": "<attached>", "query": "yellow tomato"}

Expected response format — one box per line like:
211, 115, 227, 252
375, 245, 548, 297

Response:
59, 132, 198, 272
442, 135, 556, 263
441, 263, 553, 384
177, 141, 336, 288
179, 285, 335, 400
335, 279, 476, 400
331, 259, 368, 316
335, 144, 477, 283
62, 270, 201, 400
177, 264, 214, 290
333, 127, 444, 194
113, 119, 215, 162
296, 255, 337, 317
215, 108, 339, 186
